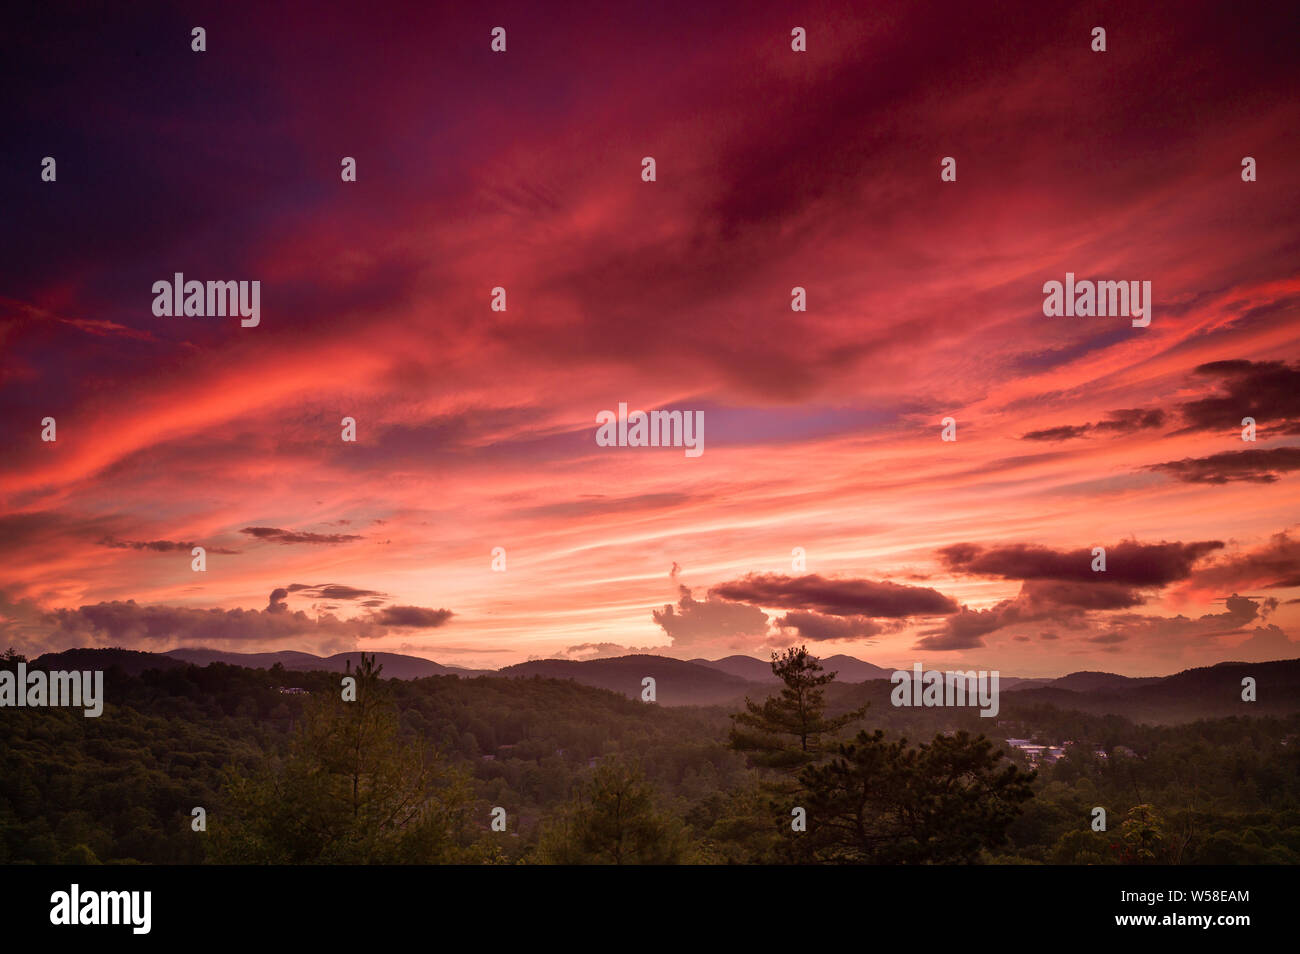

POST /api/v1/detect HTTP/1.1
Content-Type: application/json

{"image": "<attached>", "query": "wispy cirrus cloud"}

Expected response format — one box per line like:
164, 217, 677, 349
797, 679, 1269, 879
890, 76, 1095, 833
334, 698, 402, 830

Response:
98, 536, 240, 555
0, 0, 1297, 675
241, 527, 364, 545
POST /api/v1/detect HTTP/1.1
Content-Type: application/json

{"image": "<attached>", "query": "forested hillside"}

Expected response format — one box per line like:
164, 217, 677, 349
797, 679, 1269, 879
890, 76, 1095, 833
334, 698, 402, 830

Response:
2, 650, 1297, 864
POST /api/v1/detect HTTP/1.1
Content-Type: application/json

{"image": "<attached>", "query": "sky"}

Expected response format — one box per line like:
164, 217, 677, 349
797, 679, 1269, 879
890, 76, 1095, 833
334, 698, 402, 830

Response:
2, 0, 1299, 676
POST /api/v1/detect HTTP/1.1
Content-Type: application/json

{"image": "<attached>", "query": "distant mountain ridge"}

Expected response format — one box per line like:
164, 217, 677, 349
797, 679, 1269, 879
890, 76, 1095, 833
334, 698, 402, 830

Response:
500, 654, 753, 706
998, 659, 1300, 721
162, 648, 490, 679
692, 653, 895, 684
1037, 670, 1164, 693
24, 647, 1300, 718
31, 648, 189, 676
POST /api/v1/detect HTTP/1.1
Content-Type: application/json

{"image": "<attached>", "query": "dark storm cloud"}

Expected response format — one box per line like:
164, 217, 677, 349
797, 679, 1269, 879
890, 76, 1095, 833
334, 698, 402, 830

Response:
938, 540, 1223, 586
240, 527, 364, 545
1097, 594, 1277, 647
709, 573, 959, 618
1177, 360, 1300, 434
1020, 424, 1092, 442
913, 565, 1202, 652
1021, 408, 1166, 442
42, 599, 377, 650
774, 611, 890, 642
39, 594, 456, 649
911, 585, 1267, 654
913, 605, 1017, 652
1019, 580, 1147, 610
371, 605, 454, 628
1149, 447, 1300, 484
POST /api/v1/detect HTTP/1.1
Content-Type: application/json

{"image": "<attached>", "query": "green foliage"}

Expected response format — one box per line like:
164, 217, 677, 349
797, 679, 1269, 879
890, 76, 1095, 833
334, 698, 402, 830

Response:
536, 759, 693, 864
1117, 804, 1167, 865
730, 646, 867, 770
799, 729, 1036, 863
1049, 828, 1111, 864
1002, 713, 1300, 865
211, 654, 480, 863
2, 648, 1298, 865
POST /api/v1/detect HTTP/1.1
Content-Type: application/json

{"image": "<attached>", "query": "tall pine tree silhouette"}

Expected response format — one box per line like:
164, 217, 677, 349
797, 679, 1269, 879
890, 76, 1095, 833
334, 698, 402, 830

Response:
729, 646, 867, 770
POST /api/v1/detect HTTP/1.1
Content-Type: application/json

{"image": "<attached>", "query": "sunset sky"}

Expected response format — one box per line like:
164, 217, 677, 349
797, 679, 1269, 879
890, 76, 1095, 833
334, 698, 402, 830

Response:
2, 1, 1298, 676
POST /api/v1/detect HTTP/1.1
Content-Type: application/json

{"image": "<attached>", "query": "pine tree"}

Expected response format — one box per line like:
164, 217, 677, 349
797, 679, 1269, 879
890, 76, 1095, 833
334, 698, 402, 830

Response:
729, 646, 867, 770
536, 759, 691, 864
799, 729, 1036, 863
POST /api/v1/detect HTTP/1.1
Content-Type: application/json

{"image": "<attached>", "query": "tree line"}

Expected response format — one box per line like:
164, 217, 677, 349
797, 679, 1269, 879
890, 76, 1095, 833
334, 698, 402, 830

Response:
2, 647, 1297, 864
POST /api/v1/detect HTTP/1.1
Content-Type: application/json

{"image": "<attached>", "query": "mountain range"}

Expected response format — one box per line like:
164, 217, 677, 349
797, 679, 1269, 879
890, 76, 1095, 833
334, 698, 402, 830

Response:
162, 648, 489, 679
26, 646, 1300, 721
